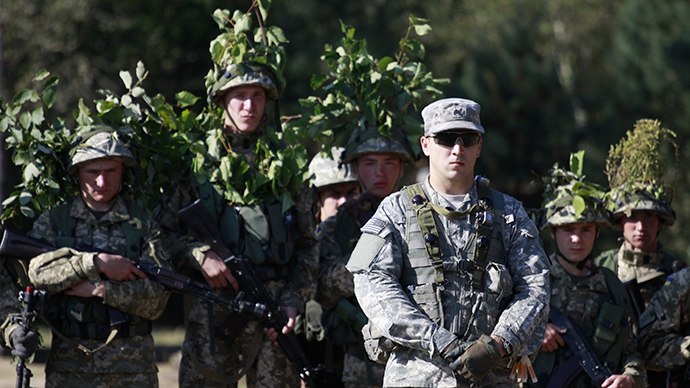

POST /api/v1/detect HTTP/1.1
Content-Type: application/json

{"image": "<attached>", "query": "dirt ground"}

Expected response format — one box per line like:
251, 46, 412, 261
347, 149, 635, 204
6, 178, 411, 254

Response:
0, 325, 184, 388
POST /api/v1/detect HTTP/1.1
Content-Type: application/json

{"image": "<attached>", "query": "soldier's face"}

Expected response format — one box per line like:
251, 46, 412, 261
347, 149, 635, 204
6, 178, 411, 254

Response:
621, 210, 660, 252
223, 85, 267, 134
552, 223, 598, 264
78, 160, 123, 211
421, 131, 482, 194
317, 182, 361, 223
354, 154, 402, 199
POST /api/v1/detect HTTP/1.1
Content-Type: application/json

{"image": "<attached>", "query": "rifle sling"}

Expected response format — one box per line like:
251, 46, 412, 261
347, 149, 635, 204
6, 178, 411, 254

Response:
39, 314, 119, 356
189, 328, 263, 384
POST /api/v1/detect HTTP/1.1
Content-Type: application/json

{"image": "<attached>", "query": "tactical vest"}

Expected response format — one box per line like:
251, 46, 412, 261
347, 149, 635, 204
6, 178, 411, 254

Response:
532, 266, 632, 385
196, 180, 295, 278
47, 199, 151, 340
362, 178, 509, 364
399, 181, 507, 326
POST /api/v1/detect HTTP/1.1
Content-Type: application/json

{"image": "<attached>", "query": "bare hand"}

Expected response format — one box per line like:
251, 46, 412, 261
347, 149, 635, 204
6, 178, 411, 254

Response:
601, 374, 633, 388
64, 280, 105, 298
94, 253, 146, 281
263, 306, 297, 347
542, 323, 566, 352
201, 250, 239, 291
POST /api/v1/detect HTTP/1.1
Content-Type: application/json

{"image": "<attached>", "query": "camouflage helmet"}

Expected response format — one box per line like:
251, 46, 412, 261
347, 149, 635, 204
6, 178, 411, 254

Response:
541, 151, 611, 230
604, 119, 677, 227
308, 147, 358, 190
67, 126, 136, 174
608, 186, 675, 227
343, 125, 416, 165
206, 62, 280, 105
542, 194, 612, 230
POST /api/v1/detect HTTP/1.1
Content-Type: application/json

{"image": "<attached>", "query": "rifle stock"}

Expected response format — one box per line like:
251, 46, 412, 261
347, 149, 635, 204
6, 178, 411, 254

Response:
178, 199, 320, 388
546, 309, 612, 387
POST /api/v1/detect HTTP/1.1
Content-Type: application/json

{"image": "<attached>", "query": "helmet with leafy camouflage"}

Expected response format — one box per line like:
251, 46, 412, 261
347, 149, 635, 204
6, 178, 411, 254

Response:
207, 62, 280, 105
605, 119, 677, 227
308, 147, 357, 190
67, 125, 136, 174
343, 126, 416, 165
541, 151, 611, 230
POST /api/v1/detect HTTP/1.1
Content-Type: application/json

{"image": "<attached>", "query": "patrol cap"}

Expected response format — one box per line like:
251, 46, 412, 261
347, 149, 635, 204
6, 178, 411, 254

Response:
67, 126, 136, 174
422, 98, 485, 135
308, 147, 358, 190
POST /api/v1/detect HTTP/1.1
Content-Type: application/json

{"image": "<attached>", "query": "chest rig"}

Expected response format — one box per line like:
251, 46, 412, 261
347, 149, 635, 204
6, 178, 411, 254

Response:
401, 176, 506, 291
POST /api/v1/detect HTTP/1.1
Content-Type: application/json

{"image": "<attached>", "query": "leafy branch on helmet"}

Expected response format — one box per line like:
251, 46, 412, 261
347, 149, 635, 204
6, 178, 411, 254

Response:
604, 119, 678, 210
204, 1, 288, 97
195, 3, 309, 214
296, 15, 449, 158
0, 62, 199, 228
540, 150, 609, 228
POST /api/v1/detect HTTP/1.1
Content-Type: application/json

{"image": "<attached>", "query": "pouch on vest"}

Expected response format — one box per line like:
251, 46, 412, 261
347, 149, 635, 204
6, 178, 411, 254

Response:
361, 321, 395, 365
592, 301, 626, 363
405, 283, 445, 326
236, 204, 293, 266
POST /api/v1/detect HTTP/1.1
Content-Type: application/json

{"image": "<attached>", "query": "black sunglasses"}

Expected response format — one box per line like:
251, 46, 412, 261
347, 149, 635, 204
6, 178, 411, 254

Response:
431, 132, 481, 148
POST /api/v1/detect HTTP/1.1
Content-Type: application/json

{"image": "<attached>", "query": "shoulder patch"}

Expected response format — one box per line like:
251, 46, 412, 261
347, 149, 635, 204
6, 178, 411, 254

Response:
347, 233, 386, 270
361, 218, 388, 236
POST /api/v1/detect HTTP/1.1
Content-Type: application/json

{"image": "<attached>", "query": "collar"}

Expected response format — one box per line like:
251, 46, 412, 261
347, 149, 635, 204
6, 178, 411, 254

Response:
619, 244, 664, 265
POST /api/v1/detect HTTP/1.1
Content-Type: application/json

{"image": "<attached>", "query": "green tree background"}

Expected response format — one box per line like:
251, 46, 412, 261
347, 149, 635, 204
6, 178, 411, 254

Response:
2, 0, 689, 256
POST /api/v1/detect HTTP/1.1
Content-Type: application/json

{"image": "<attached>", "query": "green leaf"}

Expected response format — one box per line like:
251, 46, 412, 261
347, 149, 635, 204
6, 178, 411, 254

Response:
132, 87, 145, 98
20, 206, 35, 219
120, 70, 133, 90
31, 107, 45, 126
23, 163, 40, 182
136, 61, 146, 81
42, 76, 59, 109
234, 12, 252, 36
19, 112, 32, 130
570, 150, 585, 176
33, 69, 50, 82
572, 195, 586, 217
413, 23, 432, 36
14, 89, 36, 105
176, 91, 200, 108
212, 9, 231, 29
257, 0, 270, 20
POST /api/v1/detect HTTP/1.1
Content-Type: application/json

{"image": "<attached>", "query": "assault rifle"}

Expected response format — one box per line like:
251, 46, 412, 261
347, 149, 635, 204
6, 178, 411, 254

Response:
178, 199, 319, 388
546, 309, 612, 387
0, 229, 272, 372
622, 278, 645, 328
12, 286, 45, 388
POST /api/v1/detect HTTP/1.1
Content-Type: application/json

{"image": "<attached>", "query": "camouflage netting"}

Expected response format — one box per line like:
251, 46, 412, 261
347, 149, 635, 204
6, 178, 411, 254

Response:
604, 119, 678, 226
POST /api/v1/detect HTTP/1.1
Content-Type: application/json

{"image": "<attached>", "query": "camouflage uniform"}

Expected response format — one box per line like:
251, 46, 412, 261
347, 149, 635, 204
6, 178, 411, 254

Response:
638, 267, 690, 379
27, 129, 170, 388
0, 264, 21, 351
28, 197, 171, 388
175, 67, 318, 388
313, 129, 416, 388
348, 178, 550, 388
529, 256, 646, 388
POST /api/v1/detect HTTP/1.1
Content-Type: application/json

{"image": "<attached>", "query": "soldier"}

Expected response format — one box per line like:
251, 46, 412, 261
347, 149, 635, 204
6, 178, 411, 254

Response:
529, 153, 645, 388
313, 127, 416, 388
594, 119, 681, 308
308, 147, 360, 224
174, 13, 318, 388
347, 98, 550, 387
27, 127, 171, 388
638, 266, 690, 386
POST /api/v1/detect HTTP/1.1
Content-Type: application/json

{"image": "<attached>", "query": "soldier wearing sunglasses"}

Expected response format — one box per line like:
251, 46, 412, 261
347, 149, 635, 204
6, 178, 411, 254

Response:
347, 98, 550, 387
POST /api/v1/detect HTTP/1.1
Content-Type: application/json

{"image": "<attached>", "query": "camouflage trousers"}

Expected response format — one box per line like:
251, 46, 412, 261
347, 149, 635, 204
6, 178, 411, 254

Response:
46, 371, 158, 388
342, 352, 385, 387
179, 320, 300, 388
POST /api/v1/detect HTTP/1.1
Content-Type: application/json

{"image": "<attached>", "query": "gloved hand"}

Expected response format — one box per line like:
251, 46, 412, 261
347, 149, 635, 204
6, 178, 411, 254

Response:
10, 326, 38, 359
441, 338, 476, 370
457, 335, 501, 381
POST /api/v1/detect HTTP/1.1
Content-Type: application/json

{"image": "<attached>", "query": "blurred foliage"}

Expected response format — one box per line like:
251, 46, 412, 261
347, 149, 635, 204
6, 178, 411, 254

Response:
2, 0, 690, 256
